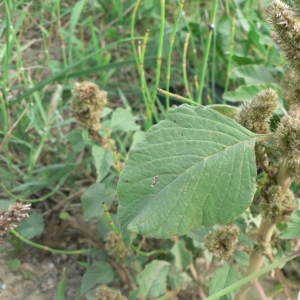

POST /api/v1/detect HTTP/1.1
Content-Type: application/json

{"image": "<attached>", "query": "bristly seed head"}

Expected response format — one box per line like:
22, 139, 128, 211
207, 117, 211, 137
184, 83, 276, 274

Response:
205, 224, 240, 261
95, 285, 127, 300
268, 0, 300, 74
236, 88, 278, 134
0, 202, 31, 237
71, 81, 107, 131
105, 231, 131, 261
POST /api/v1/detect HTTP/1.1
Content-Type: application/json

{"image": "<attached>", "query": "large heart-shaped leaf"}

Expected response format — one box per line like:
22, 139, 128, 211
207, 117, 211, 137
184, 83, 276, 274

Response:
117, 105, 257, 246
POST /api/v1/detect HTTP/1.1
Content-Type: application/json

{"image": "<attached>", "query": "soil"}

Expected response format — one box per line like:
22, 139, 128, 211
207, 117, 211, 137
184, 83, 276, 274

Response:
0, 241, 83, 300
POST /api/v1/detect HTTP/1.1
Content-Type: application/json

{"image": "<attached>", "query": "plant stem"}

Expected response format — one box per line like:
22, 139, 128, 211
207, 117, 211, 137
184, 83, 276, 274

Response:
235, 162, 292, 299
224, 15, 236, 95
151, 0, 165, 105
157, 88, 198, 106
183, 32, 192, 100
208, 249, 300, 300
165, 0, 185, 110
10, 229, 97, 255
196, 0, 218, 104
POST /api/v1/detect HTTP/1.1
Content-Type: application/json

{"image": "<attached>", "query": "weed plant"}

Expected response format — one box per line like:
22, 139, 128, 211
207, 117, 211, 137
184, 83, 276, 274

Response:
1, 0, 300, 299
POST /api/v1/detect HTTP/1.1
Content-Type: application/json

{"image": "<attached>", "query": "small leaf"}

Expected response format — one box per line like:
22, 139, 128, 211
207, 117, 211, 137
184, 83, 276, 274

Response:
207, 105, 238, 119
118, 105, 257, 246
238, 233, 254, 248
17, 212, 44, 239
233, 250, 249, 266
110, 108, 140, 132
128, 288, 141, 300
92, 146, 114, 182
170, 240, 192, 271
132, 130, 146, 147
167, 266, 192, 289
209, 264, 242, 300
231, 65, 275, 85
80, 261, 114, 295
81, 183, 115, 219
223, 83, 282, 103
279, 210, 300, 239
101, 107, 113, 118
187, 227, 212, 246
8, 259, 20, 271
0, 200, 15, 211
136, 260, 170, 298
66, 131, 85, 153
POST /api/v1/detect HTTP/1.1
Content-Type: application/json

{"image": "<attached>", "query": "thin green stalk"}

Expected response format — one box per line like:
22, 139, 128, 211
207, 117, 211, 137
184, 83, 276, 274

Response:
135, 248, 168, 257
54, 0, 68, 67
139, 29, 159, 126
224, 16, 236, 96
151, 0, 166, 104
2, 0, 13, 130
102, 202, 120, 234
10, 229, 97, 255
139, 29, 153, 129
157, 88, 198, 106
0, 176, 68, 203
207, 250, 300, 300
57, 269, 66, 300
211, 4, 218, 104
130, 0, 155, 129
39, 6, 50, 65
183, 32, 192, 100
165, 0, 185, 110
196, 0, 218, 104
182, 6, 202, 79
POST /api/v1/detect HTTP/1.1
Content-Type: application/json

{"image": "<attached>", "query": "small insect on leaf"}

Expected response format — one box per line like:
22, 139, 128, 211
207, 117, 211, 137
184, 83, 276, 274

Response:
151, 176, 159, 187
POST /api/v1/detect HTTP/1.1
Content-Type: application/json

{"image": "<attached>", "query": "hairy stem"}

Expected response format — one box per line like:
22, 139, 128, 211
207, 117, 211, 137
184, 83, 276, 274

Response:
235, 162, 292, 299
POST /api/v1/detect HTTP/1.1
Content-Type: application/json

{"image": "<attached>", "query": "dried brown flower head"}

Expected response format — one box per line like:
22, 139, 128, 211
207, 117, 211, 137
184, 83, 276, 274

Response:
236, 88, 278, 134
274, 115, 300, 164
284, 74, 300, 107
268, 0, 300, 74
205, 224, 240, 261
0, 202, 31, 237
95, 285, 127, 300
105, 231, 131, 261
260, 184, 297, 223
72, 81, 107, 131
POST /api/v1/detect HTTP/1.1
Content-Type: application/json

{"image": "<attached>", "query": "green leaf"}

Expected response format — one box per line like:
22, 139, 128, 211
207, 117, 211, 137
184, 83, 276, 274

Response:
128, 288, 141, 300
209, 264, 242, 300
223, 83, 283, 103
0, 199, 15, 211
80, 261, 114, 295
96, 211, 119, 239
16, 212, 44, 239
118, 105, 257, 246
207, 105, 238, 119
279, 210, 300, 239
66, 130, 85, 153
101, 107, 113, 118
167, 266, 192, 290
238, 233, 254, 248
81, 183, 115, 219
8, 259, 20, 271
92, 146, 115, 182
187, 227, 212, 246
110, 108, 140, 132
136, 260, 170, 298
233, 250, 249, 266
231, 65, 275, 85
170, 240, 192, 271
